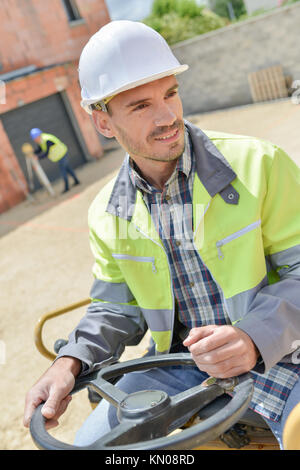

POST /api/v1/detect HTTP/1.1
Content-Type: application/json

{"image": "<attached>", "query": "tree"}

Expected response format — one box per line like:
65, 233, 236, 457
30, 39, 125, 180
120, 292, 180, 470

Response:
152, 0, 203, 17
211, 0, 246, 19
144, 0, 227, 45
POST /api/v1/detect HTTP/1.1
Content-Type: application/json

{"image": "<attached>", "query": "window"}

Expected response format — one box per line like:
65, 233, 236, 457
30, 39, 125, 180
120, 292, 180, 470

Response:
62, 0, 82, 22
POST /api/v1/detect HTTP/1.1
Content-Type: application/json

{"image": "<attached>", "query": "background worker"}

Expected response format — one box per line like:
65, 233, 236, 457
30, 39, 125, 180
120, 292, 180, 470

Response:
30, 128, 80, 194
22, 142, 55, 197
24, 21, 300, 449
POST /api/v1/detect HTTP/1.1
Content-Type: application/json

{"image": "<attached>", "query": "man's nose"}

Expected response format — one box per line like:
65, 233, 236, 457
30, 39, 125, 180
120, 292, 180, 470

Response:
154, 103, 176, 128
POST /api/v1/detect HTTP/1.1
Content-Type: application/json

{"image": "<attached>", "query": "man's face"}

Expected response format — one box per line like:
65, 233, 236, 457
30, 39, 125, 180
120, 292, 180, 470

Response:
94, 76, 185, 164
34, 136, 42, 144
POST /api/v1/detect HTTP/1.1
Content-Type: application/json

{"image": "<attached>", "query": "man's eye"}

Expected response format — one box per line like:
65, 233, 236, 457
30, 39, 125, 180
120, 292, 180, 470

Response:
133, 103, 148, 111
166, 90, 178, 99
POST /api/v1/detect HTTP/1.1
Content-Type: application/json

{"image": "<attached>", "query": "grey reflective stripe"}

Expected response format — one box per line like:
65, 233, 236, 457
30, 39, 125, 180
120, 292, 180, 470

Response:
140, 307, 173, 332
269, 244, 300, 277
224, 275, 268, 323
87, 300, 145, 329
112, 253, 157, 273
216, 219, 261, 259
90, 278, 135, 303
56, 300, 146, 375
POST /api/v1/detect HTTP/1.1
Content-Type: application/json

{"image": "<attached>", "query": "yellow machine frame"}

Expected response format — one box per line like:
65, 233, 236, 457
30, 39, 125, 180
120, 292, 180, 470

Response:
34, 298, 90, 361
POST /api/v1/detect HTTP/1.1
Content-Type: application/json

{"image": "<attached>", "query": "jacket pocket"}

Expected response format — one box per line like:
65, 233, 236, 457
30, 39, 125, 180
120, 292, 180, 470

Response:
111, 254, 157, 273
216, 219, 261, 259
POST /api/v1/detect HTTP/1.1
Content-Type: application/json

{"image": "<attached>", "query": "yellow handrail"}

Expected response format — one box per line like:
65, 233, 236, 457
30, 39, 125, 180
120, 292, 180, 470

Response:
34, 298, 90, 361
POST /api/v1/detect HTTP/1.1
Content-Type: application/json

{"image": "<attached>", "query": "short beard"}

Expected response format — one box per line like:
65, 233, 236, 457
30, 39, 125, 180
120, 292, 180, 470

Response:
115, 119, 185, 162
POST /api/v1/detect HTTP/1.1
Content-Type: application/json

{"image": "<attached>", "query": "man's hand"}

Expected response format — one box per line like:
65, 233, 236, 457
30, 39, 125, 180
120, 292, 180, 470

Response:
183, 325, 259, 379
23, 356, 81, 430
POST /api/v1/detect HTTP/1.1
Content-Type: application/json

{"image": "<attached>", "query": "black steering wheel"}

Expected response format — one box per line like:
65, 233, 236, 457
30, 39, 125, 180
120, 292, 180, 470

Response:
30, 353, 253, 450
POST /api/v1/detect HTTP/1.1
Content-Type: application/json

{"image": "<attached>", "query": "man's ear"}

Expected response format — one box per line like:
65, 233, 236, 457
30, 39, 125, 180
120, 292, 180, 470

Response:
92, 111, 115, 138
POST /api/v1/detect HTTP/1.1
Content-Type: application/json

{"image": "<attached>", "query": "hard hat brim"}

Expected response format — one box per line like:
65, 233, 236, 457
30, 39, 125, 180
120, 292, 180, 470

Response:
81, 63, 189, 115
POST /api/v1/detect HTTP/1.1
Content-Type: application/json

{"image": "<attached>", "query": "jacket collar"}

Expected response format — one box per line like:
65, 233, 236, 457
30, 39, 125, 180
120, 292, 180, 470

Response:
185, 120, 239, 205
106, 120, 239, 221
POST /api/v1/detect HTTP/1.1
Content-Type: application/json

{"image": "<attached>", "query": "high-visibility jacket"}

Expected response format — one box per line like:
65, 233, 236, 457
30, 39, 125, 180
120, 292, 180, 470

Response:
39, 133, 68, 162
58, 121, 300, 376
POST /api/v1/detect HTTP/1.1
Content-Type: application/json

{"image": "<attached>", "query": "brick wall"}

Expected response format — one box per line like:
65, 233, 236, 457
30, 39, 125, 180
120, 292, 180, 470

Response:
0, 63, 104, 212
0, 0, 110, 213
0, 0, 110, 73
173, 3, 300, 115
0, 120, 27, 213
1, 64, 102, 158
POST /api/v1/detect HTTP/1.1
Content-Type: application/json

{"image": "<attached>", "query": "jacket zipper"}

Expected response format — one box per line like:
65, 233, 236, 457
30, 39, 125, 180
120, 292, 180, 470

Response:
134, 224, 175, 353
216, 219, 261, 259
111, 253, 157, 273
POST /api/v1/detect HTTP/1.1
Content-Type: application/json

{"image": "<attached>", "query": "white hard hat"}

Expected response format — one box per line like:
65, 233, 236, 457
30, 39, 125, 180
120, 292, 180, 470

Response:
79, 20, 188, 114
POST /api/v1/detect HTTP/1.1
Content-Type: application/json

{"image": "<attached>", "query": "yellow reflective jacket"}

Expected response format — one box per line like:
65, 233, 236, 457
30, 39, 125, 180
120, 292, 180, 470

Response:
40, 133, 68, 162
58, 121, 300, 376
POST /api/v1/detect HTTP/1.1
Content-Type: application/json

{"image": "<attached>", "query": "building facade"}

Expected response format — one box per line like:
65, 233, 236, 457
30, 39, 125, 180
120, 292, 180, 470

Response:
0, 0, 111, 213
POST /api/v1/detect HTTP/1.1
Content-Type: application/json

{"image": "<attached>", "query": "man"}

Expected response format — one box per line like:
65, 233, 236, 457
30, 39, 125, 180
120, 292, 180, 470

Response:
24, 21, 300, 449
30, 128, 80, 194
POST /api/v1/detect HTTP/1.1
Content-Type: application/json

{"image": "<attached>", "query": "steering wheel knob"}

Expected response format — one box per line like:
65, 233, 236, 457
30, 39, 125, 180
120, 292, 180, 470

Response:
118, 390, 170, 421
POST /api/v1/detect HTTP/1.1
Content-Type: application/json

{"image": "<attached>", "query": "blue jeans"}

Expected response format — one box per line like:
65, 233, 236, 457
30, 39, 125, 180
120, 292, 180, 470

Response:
74, 360, 300, 449
58, 154, 79, 190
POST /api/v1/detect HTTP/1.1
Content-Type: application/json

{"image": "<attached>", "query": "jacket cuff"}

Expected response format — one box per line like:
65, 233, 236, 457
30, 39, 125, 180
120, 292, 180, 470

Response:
54, 343, 95, 376
234, 316, 278, 374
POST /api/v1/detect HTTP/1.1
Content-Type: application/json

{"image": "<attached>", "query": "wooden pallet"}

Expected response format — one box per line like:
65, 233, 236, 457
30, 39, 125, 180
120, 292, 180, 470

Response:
248, 65, 288, 102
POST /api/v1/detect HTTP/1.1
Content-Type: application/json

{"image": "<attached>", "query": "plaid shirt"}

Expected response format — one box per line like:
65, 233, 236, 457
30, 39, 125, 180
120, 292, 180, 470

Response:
127, 134, 300, 422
